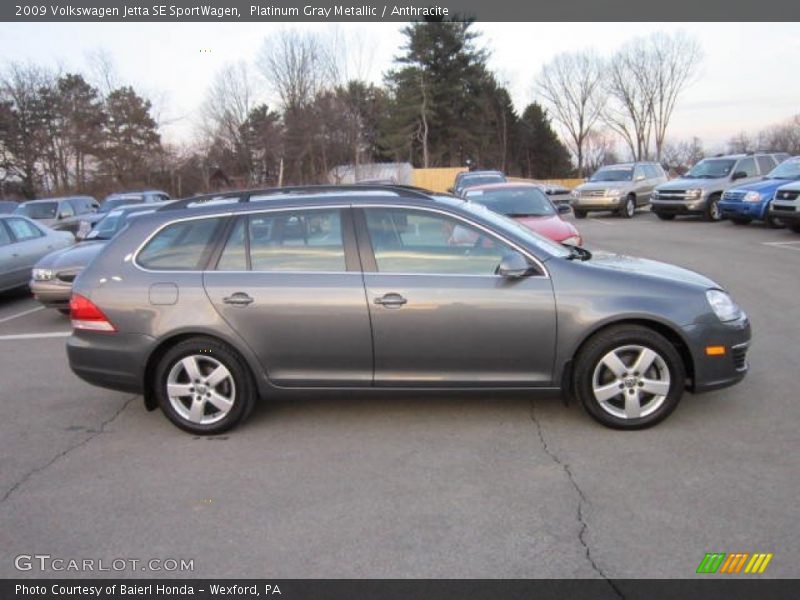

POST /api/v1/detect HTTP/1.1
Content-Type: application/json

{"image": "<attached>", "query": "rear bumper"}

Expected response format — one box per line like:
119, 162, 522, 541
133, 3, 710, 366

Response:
683, 315, 751, 393
67, 331, 156, 394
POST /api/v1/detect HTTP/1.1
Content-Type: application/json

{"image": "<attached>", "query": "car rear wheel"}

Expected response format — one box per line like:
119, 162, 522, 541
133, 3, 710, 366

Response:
790, 223, 800, 234
655, 212, 675, 221
620, 195, 636, 219
574, 325, 685, 429
574, 209, 587, 219
730, 218, 750, 225
155, 337, 256, 435
704, 194, 722, 222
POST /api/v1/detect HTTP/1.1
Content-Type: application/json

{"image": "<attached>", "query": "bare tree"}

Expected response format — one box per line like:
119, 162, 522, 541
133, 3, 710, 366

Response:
583, 129, 620, 174
256, 29, 329, 112
756, 114, 800, 154
649, 32, 703, 160
727, 131, 755, 154
662, 136, 705, 174
535, 51, 604, 177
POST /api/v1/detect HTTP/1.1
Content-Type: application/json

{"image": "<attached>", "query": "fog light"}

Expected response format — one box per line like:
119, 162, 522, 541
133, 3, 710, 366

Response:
705, 345, 726, 356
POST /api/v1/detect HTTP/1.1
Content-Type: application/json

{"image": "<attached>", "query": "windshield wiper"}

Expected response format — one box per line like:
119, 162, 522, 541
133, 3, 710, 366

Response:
563, 244, 592, 261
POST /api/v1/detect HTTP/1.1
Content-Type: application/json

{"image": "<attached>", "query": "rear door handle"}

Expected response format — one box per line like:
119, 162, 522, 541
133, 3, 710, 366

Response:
223, 292, 254, 306
374, 293, 407, 308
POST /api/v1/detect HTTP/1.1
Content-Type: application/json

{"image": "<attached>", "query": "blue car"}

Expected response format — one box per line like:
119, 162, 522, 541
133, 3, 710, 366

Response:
719, 157, 800, 227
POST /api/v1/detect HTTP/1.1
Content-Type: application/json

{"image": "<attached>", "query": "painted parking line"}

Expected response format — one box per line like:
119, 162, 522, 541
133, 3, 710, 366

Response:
0, 331, 71, 341
0, 305, 44, 325
762, 241, 800, 252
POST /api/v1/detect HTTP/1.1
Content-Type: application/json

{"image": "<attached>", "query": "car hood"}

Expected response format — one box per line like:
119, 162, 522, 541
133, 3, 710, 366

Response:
656, 178, 722, 191
584, 251, 717, 289
512, 214, 578, 242
35, 240, 107, 270
727, 177, 799, 194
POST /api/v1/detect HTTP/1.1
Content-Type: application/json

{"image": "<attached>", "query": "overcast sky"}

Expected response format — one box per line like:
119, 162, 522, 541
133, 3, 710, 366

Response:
1, 22, 798, 154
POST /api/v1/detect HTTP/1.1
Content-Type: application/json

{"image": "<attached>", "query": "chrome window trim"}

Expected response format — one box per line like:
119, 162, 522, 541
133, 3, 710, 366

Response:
131, 202, 551, 279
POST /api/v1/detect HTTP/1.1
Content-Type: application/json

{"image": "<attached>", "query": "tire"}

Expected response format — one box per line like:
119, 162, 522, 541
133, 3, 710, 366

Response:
620, 195, 636, 219
154, 336, 256, 435
57, 308, 70, 316
765, 208, 785, 229
730, 218, 750, 225
574, 209, 587, 219
655, 212, 675, 221
790, 223, 800, 234
704, 194, 722, 222
573, 325, 685, 430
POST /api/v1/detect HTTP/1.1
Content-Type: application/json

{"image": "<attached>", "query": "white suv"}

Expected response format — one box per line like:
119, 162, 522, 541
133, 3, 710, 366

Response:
770, 182, 800, 233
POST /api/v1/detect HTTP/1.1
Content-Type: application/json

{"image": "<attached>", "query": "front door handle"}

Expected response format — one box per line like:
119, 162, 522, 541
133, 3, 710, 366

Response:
374, 293, 407, 308
223, 292, 254, 306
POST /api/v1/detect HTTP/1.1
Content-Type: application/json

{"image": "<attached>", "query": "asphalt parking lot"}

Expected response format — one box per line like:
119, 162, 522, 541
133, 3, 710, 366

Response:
1, 210, 798, 582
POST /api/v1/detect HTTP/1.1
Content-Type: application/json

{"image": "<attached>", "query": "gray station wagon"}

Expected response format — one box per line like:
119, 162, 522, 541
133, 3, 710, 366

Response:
67, 186, 751, 434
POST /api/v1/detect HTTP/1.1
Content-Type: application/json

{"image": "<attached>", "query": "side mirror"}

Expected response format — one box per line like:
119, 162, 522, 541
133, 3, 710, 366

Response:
557, 203, 571, 215
635, 175, 646, 182
732, 171, 748, 181
497, 251, 532, 279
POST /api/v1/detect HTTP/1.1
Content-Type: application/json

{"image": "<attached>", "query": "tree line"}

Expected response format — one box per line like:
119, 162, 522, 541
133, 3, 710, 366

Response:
2, 21, 798, 201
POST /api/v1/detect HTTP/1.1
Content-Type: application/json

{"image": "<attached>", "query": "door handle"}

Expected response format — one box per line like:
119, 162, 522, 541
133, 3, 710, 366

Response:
223, 292, 254, 306
374, 293, 407, 308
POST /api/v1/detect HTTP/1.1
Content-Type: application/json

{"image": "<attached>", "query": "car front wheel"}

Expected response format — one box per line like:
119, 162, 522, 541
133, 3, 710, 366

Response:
154, 337, 256, 434
705, 194, 722, 222
574, 326, 685, 429
620, 195, 636, 219
574, 209, 587, 219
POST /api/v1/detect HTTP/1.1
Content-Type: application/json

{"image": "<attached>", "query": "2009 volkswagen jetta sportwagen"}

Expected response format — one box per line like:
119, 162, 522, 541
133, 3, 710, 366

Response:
66, 186, 751, 434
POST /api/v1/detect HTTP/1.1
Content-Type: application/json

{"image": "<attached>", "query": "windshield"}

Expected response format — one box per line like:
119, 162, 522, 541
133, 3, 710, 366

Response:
767, 158, 800, 179
590, 167, 633, 182
100, 196, 144, 212
458, 174, 505, 189
460, 200, 571, 259
685, 159, 736, 179
86, 209, 149, 240
466, 187, 556, 217
14, 202, 58, 219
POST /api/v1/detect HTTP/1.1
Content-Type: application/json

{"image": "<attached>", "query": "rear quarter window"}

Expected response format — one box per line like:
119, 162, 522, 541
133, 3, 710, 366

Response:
137, 217, 224, 270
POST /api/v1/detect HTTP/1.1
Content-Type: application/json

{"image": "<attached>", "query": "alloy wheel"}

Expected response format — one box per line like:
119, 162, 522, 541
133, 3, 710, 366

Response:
166, 355, 236, 425
591, 344, 671, 419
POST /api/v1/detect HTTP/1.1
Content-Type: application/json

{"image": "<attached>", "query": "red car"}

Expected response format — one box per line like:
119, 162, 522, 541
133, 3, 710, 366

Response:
464, 182, 583, 246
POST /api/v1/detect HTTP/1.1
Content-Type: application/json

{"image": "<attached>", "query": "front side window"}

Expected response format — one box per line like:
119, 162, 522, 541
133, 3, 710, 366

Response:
6, 218, 43, 241
0, 222, 11, 245
756, 155, 776, 175
217, 209, 346, 272
364, 208, 517, 275
137, 217, 224, 270
59, 202, 75, 218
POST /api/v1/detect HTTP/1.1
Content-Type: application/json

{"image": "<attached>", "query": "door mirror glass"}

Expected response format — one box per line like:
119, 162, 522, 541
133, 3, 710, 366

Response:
497, 251, 531, 278
732, 171, 748, 181
557, 203, 571, 214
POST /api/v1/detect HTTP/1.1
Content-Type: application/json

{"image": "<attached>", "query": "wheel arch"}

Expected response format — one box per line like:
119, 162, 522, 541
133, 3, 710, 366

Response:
562, 317, 696, 396
142, 329, 265, 411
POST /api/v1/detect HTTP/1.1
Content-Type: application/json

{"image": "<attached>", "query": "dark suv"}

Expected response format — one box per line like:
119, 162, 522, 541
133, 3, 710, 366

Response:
67, 186, 751, 434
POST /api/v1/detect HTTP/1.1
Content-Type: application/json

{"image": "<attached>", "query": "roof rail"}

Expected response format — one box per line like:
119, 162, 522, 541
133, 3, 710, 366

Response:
162, 184, 437, 211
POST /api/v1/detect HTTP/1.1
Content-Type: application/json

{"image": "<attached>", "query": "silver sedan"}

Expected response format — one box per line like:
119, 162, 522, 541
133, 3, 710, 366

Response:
0, 215, 74, 293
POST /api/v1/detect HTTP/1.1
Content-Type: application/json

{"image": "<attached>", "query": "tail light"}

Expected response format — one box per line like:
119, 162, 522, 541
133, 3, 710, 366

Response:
70, 294, 116, 332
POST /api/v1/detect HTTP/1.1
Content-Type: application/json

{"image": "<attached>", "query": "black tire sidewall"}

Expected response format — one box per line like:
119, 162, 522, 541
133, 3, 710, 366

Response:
575, 326, 685, 430
622, 196, 635, 218
155, 337, 254, 435
705, 195, 721, 221
574, 209, 587, 219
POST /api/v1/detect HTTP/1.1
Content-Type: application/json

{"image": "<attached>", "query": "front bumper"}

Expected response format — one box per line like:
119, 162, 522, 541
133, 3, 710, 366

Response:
651, 197, 706, 214
770, 202, 800, 224
571, 196, 624, 211
719, 200, 766, 220
67, 331, 156, 394
30, 279, 72, 308
683, 314, 751, 393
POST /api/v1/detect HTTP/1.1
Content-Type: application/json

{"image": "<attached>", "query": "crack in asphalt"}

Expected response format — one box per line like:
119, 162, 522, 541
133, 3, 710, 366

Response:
530, 400, 624, 599
0, 394, 138, 505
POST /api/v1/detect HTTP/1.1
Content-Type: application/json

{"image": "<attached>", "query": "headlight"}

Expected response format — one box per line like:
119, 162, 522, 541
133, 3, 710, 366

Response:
685, 188, 703, 199
606, 188, 622, 197
706, 289, 742, 322
561, 235, 582, 246
32, 268, 55, 281
744, 191, 761, 203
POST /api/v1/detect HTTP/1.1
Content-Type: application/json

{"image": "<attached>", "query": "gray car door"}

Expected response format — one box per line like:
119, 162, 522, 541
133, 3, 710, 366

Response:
203, 207, 373, 387
3, 218, 55, 287
0, 220, 17, 290
356, 206, 557, 387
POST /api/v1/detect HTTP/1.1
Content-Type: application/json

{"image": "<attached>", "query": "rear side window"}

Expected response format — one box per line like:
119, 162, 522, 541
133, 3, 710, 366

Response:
217, 209, 346, 272
137, 217, 224, 270
6, 218, 43, 241
0, 222, 11, 245
756, 155, 775, 174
